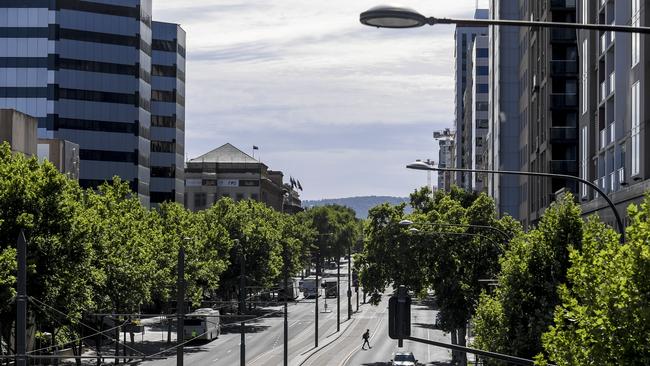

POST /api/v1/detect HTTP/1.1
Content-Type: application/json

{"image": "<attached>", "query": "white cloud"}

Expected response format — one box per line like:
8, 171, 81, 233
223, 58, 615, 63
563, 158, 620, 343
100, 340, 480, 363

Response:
153, 0, 484, 198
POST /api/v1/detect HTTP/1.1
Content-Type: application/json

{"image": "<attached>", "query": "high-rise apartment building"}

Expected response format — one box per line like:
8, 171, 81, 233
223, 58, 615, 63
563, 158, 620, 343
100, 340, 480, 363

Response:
454, 9, 489, 188
578, 0, 650, 226
517, 0, 579, 226
150, 21, 186, 206
487, 0, 521, 220
0, 1, 184, 207
435, 129, 455, 192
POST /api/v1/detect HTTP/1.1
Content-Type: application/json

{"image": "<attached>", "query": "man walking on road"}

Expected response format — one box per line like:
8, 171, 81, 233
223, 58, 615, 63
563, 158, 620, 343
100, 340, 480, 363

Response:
362, 329, 371, 350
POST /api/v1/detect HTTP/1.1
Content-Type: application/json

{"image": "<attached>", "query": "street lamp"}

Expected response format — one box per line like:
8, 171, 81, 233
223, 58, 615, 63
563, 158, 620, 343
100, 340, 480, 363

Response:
360, 5, 650, 34
406, 161, 625, 243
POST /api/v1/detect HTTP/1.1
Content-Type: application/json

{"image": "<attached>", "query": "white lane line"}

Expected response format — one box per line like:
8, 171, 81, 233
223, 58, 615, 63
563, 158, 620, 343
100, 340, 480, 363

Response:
337, 309, 386, 366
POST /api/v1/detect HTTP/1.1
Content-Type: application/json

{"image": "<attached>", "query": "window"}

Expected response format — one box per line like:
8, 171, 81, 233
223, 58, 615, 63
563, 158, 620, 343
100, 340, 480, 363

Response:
151, 140, 176, 153
581, 126, 588, 198
151, 115, 176, 128
477, 84, 489, 93
632, 0, 641, 66
476, 102, 489, 111
582, 39, 588, 114
476, 48, 489, 57
476, 66, 489, 76
631, 82, 641, 176
194, 193, 207, 209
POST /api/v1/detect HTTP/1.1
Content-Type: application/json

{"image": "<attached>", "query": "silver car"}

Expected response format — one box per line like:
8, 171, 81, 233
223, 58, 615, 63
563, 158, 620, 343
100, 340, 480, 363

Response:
391, 351, 418, 366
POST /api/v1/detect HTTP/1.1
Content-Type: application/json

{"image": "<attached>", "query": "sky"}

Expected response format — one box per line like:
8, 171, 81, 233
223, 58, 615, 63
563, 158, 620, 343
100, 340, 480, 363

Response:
154, 1, 489, 200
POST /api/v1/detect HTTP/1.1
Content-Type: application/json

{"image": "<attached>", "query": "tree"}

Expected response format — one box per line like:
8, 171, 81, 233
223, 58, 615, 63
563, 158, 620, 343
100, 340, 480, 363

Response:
0, 143, 95, 360
358, 187, 518, 365
473, 193, 583, 362
539, 197, 650, 365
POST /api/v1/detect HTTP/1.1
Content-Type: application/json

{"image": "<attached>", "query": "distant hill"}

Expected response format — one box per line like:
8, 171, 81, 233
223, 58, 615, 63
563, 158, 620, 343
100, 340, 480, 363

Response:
302, 196, 411, 219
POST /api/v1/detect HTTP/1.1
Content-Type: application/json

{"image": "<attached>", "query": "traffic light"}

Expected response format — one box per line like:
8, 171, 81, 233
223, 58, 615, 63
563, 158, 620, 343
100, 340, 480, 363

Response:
388, 287, 411, 340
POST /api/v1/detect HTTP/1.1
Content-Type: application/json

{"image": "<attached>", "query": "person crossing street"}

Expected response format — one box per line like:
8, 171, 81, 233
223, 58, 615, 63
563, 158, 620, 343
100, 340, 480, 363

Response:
362, 329, 371, 350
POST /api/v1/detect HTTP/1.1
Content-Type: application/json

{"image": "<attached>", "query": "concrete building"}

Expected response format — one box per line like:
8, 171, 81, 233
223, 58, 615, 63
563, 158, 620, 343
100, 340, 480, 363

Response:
517, 0, 579, 227
37, 138, 80, 179
0, 109, 37, 155
1, 108, 79, 178
578, 0, 650, 227
470, 35, 490, 192
185, 143, 302, 213
149, 21, 186, 207
454, 9, 489, 188
0, 1, 185, 206
486, 0, 522, 220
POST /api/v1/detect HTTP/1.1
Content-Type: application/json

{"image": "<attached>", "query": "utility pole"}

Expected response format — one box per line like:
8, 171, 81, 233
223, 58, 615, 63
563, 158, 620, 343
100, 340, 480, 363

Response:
314, 251, 320, 348
336, 254, 340, 332
283, 242, 289, 366
347, 243, 352, 320
240, 321, 246, 366
16, 231, 27, 366
177, 245, 185, 366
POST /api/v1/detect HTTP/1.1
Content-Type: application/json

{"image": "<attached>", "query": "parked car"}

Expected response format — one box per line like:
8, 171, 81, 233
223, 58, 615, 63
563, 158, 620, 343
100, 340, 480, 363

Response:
391, 351, 417, 366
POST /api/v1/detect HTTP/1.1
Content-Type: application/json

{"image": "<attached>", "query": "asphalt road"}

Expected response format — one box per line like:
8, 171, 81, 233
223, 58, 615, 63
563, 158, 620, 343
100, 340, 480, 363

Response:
141, 262, 452, 366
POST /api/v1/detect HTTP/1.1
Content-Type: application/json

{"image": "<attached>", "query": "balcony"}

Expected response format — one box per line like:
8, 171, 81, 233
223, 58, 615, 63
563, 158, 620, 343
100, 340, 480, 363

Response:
550, 60, 578, 75
551, 28, 577, 42
550, 0, 576, 9
550, 126, 578, 143
550, 160, 578, 175
550, 93, 578, 109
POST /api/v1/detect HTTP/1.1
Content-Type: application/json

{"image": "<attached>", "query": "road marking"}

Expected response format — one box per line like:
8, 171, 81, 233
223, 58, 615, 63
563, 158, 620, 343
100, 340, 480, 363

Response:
337, 307, 386, 366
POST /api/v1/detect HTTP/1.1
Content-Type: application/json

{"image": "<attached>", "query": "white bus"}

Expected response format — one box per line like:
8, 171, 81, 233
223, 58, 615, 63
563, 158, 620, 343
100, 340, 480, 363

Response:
322, 278, 338, 298
299, 277, 319, 299
183, 308, 220, 341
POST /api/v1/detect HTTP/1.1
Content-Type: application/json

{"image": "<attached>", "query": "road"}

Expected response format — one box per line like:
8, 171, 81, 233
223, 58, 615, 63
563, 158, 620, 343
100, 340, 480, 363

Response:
142, 262, 452, 366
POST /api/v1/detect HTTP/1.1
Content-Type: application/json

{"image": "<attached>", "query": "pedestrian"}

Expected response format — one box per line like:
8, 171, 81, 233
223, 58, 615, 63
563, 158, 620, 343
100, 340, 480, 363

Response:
362, 329, 371, 349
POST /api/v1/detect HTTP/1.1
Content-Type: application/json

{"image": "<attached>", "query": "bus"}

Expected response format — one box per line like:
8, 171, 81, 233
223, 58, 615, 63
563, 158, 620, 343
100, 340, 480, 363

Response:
277, 279, 299, 300
183, 308, 220, 341
322, 278, 338, 298
299, 277, 319, 299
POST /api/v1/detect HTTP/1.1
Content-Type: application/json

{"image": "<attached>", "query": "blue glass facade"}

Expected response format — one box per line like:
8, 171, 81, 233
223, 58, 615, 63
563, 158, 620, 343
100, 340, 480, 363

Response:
0, 0, 178, 207
150, 21, 185, 206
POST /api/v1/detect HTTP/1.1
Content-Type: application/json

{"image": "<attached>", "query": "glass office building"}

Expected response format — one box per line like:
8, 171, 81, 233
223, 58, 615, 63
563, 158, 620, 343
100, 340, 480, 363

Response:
150, 21, 185, 206
0, 0, 163, 206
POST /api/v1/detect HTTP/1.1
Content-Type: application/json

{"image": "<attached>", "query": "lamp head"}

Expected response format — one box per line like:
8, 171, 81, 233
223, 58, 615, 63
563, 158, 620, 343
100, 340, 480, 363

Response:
360, 5, 428, 29
398, 219, 414, 226
406, 161, 437, 171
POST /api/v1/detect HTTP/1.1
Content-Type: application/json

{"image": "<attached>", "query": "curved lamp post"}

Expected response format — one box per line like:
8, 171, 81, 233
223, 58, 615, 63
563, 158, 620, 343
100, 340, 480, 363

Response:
406, 161, 625, 243
360, 5, 650, 33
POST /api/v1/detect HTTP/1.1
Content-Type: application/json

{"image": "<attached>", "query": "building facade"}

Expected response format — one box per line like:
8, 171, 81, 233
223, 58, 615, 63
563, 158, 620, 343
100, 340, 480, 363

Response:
435, 129, 455, 192
454, 9, 489, 188
487, 0, 522, 220
578, 0, 650, 227
185, 143, 301, 213
470, 35, 490, 192
0, 1, 186, 207
150, 21, 186, 206
517, 0, 579, 226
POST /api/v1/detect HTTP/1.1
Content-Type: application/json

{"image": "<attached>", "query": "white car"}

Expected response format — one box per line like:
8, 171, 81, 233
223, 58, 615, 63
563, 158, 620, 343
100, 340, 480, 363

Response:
391, 351, 418, 366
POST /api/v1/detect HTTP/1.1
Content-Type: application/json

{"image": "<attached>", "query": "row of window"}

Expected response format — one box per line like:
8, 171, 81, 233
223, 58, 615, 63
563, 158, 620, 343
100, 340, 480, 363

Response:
152, 64, 185, 81
79, 149, 138, 163
0, 26, 153, 55
79, 179, 138, 192
150, 191, 175, 204
53, 115, 137, 134
151, 115, 184, 129
151, 166, 176, 178
152, 39, 186, 58
8, 0, 140, 19
151, 140, 176, 153
151, 89, 185, 106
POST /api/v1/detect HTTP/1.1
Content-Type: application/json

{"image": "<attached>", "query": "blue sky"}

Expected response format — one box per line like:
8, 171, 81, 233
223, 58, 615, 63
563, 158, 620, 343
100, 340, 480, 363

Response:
154, 1, 487, 200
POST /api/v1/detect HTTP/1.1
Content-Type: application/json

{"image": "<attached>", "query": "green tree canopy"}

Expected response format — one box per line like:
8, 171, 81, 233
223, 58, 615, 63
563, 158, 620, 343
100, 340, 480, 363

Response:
540, 196, 650, 365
